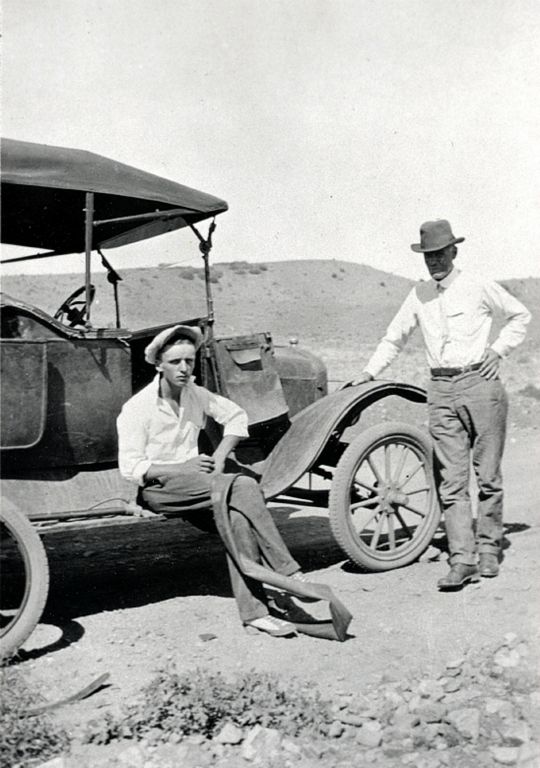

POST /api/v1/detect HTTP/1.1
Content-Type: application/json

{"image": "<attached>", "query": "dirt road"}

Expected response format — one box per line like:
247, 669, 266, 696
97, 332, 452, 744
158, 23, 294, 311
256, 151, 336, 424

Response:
17, 429, 540, 730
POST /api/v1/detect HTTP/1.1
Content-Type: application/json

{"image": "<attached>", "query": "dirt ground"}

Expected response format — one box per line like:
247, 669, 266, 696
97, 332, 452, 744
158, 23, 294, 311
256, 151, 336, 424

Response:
14, 425, 539, 754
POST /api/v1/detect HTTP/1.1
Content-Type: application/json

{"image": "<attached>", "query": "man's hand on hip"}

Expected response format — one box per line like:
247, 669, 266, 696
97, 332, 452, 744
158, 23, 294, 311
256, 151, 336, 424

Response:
479, 349, 501, 380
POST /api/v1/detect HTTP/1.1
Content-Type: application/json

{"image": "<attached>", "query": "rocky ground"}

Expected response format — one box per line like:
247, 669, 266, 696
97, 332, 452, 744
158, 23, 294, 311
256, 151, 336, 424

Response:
14, 633, 540, 768
5, 424, 539, 768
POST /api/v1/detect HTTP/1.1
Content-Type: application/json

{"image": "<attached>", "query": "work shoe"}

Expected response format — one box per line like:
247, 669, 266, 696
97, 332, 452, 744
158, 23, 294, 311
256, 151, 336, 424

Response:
479, 553, 500, 578
245, 615, 297, 637
437, 564, 480, 591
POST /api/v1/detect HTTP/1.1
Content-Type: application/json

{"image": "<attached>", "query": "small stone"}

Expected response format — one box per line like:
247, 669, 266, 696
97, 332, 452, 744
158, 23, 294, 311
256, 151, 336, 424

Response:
402, 753, 421, 765
216, 722, 244, 744
185, 733, 206, 745
445, 658, 464, 670
446, 708, 481, 741
339, 712, 365, 727
486, 697, 512, 716
199, 633, 217, 642
356, 721, 383, 748
384, 689, 405, 707
241, 725, 282, 761
417, 680, 445, 701
500, 719, 531, 746
413, 723, 441, 749
329, 720, 345, 738
408, 694, 423, 712
517, 741, 540, 766
391, 711, 421, 735
494, 648, 521, 668
415, 702, 447, 723
174, 743, 211, 766
490, 746, 519, 765
444, 666, 462, 678
443, 679, 461, 694
282, 737, 302, 758
300, 741, 326, 760
516, 643, 530, 658
503, 632, 519, 647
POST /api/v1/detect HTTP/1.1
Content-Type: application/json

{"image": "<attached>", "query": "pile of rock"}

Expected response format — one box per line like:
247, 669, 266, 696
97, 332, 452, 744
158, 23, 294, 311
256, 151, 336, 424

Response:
37, 633, 539, 768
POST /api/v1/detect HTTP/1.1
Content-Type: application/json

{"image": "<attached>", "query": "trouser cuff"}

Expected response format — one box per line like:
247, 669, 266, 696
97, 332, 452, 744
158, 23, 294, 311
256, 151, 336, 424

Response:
478, 545, 501, 555
449, 555, 477, 566
240, 606, 269, 623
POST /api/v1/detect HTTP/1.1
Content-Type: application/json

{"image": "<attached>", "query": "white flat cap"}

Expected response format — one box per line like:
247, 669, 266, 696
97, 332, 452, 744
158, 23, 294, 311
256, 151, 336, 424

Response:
144, 324, 203, 365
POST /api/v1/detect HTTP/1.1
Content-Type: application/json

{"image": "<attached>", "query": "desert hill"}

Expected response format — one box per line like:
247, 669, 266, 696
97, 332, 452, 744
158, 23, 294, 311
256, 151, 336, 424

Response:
2, 259, 538, 428
2, 259, 539, 351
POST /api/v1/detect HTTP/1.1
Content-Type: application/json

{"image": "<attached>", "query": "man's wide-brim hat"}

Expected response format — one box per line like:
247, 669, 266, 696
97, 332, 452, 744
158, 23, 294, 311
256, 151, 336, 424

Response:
411, 219, 465, 253
145, 325, 203, 365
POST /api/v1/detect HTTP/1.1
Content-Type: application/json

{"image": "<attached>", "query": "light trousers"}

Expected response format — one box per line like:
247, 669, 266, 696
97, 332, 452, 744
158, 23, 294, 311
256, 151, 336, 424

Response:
427, 371, 508, 566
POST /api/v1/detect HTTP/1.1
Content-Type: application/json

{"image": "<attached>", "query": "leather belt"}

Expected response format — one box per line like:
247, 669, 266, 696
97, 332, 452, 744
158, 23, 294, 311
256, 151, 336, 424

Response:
430, 362, 482, 378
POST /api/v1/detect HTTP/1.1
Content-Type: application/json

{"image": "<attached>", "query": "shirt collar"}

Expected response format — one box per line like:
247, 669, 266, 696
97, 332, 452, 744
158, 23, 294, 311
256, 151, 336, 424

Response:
153, 374, 196, 404
432, 267, 460, 291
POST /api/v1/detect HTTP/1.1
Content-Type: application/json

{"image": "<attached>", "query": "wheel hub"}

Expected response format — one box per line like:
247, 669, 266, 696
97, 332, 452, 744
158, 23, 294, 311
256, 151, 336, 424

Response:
380, 482, 409, 509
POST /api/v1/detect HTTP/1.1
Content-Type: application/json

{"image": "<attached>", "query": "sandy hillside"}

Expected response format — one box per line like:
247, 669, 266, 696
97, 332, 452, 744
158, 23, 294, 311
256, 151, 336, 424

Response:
2, 259, 539, 344
3, 259, 539, 427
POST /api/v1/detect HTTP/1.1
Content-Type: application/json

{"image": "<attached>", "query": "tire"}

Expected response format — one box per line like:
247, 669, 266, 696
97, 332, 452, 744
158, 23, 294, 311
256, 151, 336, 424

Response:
0, 507, 49, 661
329, 422, 441, 571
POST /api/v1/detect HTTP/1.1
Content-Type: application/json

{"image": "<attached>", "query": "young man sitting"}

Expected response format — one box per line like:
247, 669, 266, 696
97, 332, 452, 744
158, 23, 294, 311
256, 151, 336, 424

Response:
117, 325, 309, 637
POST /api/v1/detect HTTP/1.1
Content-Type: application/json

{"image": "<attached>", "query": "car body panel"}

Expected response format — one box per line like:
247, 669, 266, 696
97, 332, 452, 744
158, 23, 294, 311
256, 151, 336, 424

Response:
260, 381, 427, 499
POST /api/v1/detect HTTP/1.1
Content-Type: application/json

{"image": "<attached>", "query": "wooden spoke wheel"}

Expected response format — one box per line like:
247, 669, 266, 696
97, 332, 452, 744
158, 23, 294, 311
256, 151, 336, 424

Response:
0, 508, 49, 661
329, 422, 440, 571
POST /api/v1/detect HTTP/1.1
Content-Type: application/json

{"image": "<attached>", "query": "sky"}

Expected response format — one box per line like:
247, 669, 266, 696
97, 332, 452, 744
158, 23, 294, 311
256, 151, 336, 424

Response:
2, 0, 539, 280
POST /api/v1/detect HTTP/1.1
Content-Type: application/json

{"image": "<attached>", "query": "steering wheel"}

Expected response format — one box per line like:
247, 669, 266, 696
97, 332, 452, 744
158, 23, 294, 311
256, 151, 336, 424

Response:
54, 284, 96, 327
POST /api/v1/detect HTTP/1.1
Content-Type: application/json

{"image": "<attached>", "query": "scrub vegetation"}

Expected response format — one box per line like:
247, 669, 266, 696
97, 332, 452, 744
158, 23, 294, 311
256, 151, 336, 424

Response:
0, 667, 68, 767
84, 667, 332, 745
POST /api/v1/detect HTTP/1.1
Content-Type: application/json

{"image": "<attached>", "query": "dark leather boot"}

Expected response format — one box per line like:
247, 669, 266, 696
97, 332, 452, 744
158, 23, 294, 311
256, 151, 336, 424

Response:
437, 564, 480, 591
479, 553, 500, 578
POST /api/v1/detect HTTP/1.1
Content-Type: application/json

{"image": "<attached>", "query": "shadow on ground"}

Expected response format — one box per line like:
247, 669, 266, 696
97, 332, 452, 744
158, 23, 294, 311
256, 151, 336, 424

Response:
23, 508, 345, 622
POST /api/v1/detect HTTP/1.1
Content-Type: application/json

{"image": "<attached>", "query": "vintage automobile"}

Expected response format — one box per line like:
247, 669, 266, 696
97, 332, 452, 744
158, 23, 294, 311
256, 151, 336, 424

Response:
0, 138, 440, 659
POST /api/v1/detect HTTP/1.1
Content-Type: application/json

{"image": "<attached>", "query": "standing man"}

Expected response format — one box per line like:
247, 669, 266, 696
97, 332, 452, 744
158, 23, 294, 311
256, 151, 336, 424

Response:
117, 325, 308, 637
349, 220, 530, 590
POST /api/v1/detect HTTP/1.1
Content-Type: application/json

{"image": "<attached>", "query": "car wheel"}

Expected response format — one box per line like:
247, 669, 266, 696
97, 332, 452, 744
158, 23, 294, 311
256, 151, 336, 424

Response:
0, 507, 49, 661
329, 422, 441, 571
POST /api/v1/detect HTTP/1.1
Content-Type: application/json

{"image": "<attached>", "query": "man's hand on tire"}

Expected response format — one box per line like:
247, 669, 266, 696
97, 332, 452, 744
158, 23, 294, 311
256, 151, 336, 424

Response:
340, 371, 374, 389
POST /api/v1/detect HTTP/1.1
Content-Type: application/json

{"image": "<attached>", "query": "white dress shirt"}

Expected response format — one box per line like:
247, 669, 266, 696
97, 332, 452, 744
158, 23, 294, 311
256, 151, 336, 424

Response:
117, 375, 249, 485
364, 269, 531, 378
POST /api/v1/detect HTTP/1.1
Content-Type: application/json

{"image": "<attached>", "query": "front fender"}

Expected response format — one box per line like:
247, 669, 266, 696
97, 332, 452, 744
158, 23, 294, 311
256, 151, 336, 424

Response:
261, 381, 426, 499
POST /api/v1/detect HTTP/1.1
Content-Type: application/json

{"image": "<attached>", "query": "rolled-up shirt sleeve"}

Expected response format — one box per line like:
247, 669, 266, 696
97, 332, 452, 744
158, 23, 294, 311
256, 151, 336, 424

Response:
484, 281, 531, 358
205, 391, 249, 437
117, 406, 152, 485
364, 290, 419, 378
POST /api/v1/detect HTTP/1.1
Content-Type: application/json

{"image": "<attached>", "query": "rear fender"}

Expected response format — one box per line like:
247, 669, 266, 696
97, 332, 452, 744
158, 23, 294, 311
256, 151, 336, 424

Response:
260, 381, 426, 499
